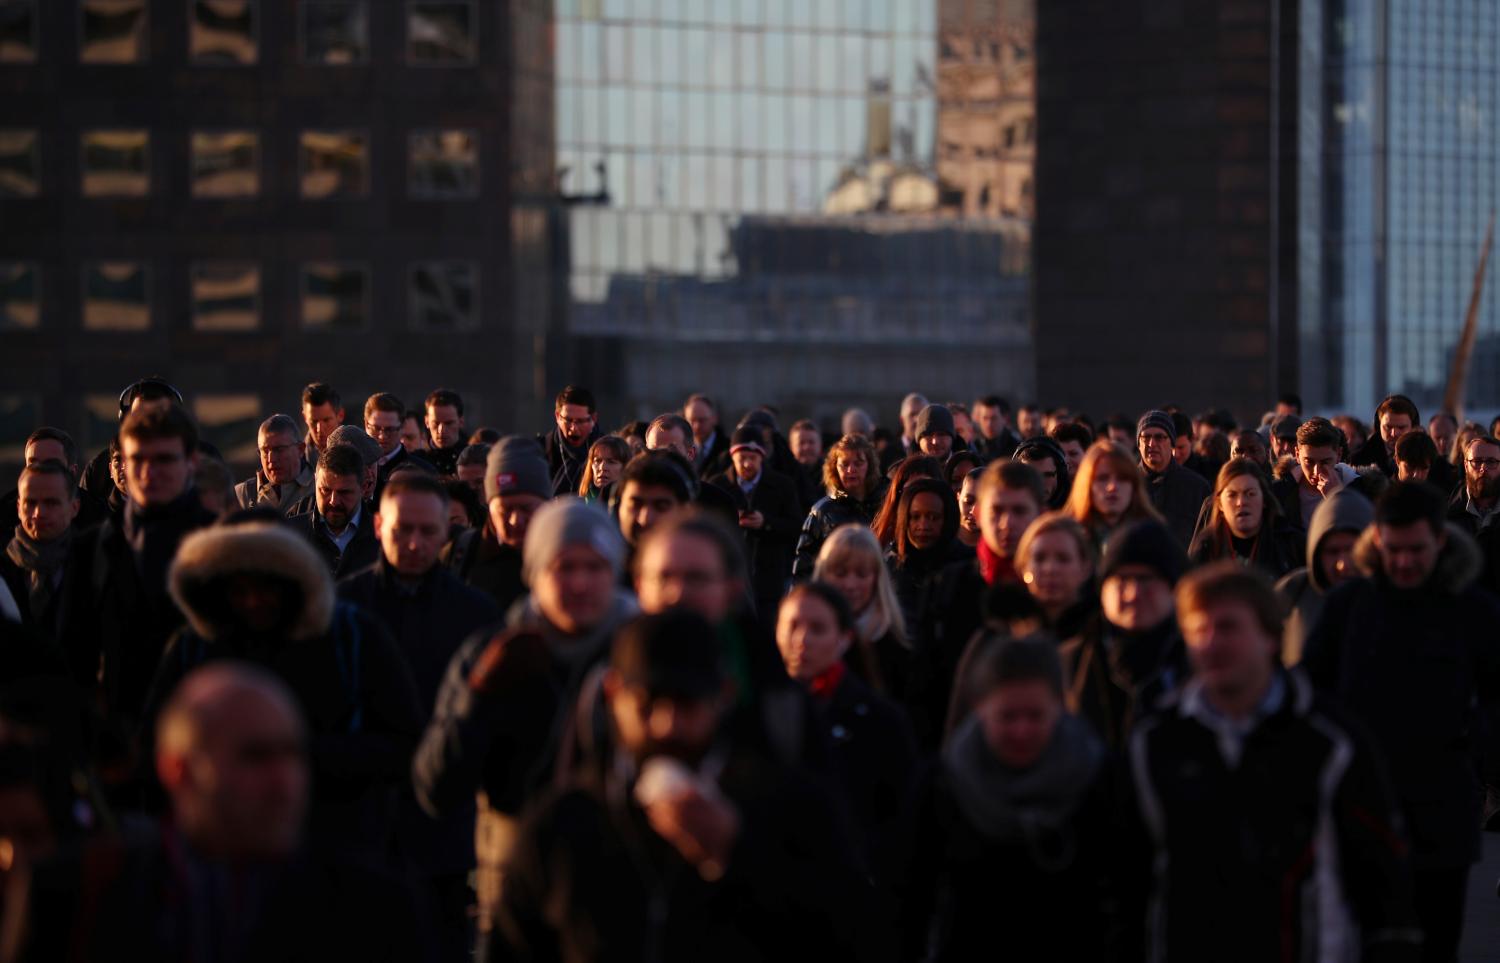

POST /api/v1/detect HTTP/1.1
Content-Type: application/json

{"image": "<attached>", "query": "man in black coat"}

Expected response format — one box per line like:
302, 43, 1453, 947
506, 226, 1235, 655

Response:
539, 385, 603, 496
79, 405, 217, 723
292, 443, 382, 580
1446, 434, 1500, 596
1348, 393, 1420, 479
339, 472, 500, 963
685, 393, 730, 479
1137, 410, 1210, 550
972, 394, 1021, 460
0, 427, 108, 537
1121, 563, 1419, 963
1303, 481, 1500, 962
443, 436, 553, 614
486, 610, 870, 963
709, 427, 802, 628
364, 392, 435, 502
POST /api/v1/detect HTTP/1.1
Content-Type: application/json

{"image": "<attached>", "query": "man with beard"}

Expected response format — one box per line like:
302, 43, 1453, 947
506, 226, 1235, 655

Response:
540, 385, 603, 496
293, 444, 381, 579
1448, 434, 1500, 594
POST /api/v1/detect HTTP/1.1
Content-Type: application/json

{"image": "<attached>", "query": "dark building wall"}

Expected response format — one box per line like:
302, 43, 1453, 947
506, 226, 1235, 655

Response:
0, 0, 558, 485
1034, 0, 1298, 426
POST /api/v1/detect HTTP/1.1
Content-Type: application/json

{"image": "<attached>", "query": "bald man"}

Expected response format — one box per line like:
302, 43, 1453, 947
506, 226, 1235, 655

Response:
9, 664, 416, 962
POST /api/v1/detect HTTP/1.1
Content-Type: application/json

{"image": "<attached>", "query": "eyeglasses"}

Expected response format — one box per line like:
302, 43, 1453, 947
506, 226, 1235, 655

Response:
1467, 458, 1500, 472
559, 415, 594, 427
365, 423, 401, 437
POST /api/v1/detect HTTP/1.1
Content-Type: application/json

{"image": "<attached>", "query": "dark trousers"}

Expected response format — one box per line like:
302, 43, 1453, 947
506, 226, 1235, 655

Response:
1414, 866, 1470, 963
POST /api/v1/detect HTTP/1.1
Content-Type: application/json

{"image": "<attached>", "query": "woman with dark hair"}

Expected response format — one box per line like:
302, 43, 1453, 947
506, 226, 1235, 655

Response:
884, 477, 970, 639
1011, 437, 1070, 509
576, 435, 632, 504
871, 455, 945, 547
944, 450, 984, 494
793, 434, 887, 579
902, 636, 1112, 961
1188, 457, 1304, 579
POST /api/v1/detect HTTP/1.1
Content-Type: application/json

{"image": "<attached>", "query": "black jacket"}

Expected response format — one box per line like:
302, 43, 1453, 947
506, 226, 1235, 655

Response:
1144, 461, 1211, 550
442, 521, 528, 615
292, 506, 382, 580
1187, 519, 1306, 581
425, 442, 464, 478
975, 427, 1021, 460
1057, 617, 1189, 751
694, 428, 731, 479
791, 486, 884, 580
1119, 670, 1418, 963
1, 529, 103, 687
708, 466, 801, 619
1302, 524, 1500, 870
541, 426, 603, 498
1446, 488, 1500, 596
373, 446, 435, 501
0, 486, 108, 540
1348, 434, 1395, 477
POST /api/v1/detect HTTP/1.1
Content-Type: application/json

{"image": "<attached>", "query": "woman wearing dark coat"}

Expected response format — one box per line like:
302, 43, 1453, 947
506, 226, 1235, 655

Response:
884, 478, 973, 646
1188, 457, 1304, 580
793, 433, 887, 579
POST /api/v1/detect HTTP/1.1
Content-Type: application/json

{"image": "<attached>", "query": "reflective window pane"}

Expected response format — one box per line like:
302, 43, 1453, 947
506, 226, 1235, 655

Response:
0, 1, 36, 63
299, 130, 368, 198
301, 1, 368, 65
0, 396, 41, 462
409, 262, 478, 329
407, 2, 476, 65
301, 263, 368, 329
190, 0, 257, 66
0, 130, 38, 198
82, 262, 150, 331
409, 129, 479, 198
191, 262, 260, 330
194, 395, 262, 462
191, 130, 259, 198
81, 130, 150, 197
80, 0, 147, 64
0, 263, 38, 330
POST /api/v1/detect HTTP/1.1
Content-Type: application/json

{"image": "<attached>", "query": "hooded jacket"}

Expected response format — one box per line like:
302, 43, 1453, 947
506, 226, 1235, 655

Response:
1302, 523, 1500, 869
144, 522, 423, 870
1274, 490, 1374, 665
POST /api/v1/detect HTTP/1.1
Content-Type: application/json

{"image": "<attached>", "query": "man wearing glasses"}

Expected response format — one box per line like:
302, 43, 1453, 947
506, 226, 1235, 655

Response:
234, 414, 315, 516
1448, 434, 1500, 594
364, 393, 433, 501
541, 385, 603, 497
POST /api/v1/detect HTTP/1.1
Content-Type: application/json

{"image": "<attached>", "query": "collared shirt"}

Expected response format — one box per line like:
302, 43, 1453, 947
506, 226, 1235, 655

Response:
738, 469, 760, 497
377, 445, 402, 469
695, 430, 717, 469
1465, 495, 1500, 532
320, 504, 363, 554
1180, 671, 1286, 768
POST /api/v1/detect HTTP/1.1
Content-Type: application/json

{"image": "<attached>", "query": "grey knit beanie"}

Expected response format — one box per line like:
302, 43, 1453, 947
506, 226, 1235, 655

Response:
522, 498, 626, 587
484, 435, 553, 502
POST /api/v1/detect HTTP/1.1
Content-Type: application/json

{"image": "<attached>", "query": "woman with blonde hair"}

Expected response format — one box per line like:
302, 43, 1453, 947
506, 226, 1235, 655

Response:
793, 433, 887, 578
1065, 441, 1160, 553
1015, 512, 1098, 637
814, 524, 910, 699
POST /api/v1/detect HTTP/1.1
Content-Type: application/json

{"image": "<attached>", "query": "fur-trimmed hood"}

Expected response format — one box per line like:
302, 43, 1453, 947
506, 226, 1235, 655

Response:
1352, 521, 1483, 595
168, 522, 335, 641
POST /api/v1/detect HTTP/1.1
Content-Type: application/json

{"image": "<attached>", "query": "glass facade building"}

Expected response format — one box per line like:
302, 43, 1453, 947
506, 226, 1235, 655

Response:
555, 0, 1033, 423
1300, 0, 1500, 417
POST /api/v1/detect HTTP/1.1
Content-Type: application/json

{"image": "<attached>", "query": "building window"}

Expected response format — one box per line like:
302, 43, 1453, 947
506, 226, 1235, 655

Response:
81, 130, 150, 197
0, 396, 41, 462
407, 1, 476, 66
191, 261, 259, 330
301, 0, 368, 65
0, 1, 36, 63
191, 130, 259, 198
194, 394, 262, 462
0, 129, 38, 197
409, 129, 478, 198
82, 261, 150, 331
189, 0, 257, 66
299, 130, 368, 198
0, 262, 38, 330
80, 0, 148, 64
301, 262, 368, 329
409, 261, 477, 329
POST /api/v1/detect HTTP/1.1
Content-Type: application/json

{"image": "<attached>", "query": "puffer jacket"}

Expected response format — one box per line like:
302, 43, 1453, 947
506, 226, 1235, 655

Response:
791, 484, 885, 579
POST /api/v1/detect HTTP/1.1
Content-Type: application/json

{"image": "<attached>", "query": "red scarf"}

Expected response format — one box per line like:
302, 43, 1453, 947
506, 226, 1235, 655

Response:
808, 662, 846, 704
977, 538, 1016, 587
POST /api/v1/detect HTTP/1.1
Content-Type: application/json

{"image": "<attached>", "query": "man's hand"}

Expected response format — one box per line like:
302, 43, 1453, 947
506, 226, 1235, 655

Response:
737, 510, 765, 530
644, 787, 741, 880
466, 629, 550, 697
1312, 466, 1345, 498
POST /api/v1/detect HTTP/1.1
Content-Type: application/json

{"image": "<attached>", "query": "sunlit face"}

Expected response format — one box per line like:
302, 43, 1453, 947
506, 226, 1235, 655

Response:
303, 402, 344, 451
23, 439, 69, 471
400, 415, 427, 453
1101, 563, 1173, 633
1297, 445, 1339, 491
978, 486, 1041, 559
1090, 463, 1133, 524
257, 429, 303, 486
1315, 530, 1360, 588
1230, 434, 1268, 465
1465, 440, 1500, 503
951, 410, 975, 445
974, 679, 1062, 769
974, 404, 1003, 439
645, 424, 694, 462
619, 482, 685, 546
1021, 530, 1090, 610
1396, 460, 1429, 482
1429, 417, 1457, 458
489, 491, 545, 549
776, 591, 851, 682
17, 471, 79, 542
426, 404, 465, 451
1057, 439, 1085, 474
1180, 599, 1276, 704
590, 451, 625, 489
1020, 455, 1057, 501
122, 435, 191, 507
532, 545, 615, 634
635, 530, 738, 624
906, 491, 945, 550
1375, 521, 1443, 590
958, 473, 981, 535
918, 432, 954, 460
684, 399, 717, 444
314, 468, 362, 532
791, 428, 822, 466
731, 448, 764, 482
1218, 474, 1265, 539
377, 490, 448, 578
821, 552, 877, 615
556, 403, 597, 446
1138, 428, 1173, 474
364, 409, 403, 457
835, 452, 868, 495
1017, 409, 1044, 439
1379, 412, 1414, 454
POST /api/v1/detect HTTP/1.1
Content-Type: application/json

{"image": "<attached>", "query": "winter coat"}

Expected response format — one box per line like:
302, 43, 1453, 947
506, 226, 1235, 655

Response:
0, 486, 108, 542
1057, 617, 1189, 751
974, 427, 1020, 461
145, 522, 424, 870
903, 713, 1112, 962
1348, 434, 1395, 477
291, 505, 382, 580
791, 485, 884, 580
694, 428, 731, 478
442, 521, 528, 615
1302, 524, 1500, 870
1119, 669, 1418, 963
541, 426, 603, 498
486, 741, 873, 963
426, 442, 464, 478
1187, 518, 1305, 580
1274, 489, 1375, 665
79, 490, 217, 722
374, 446, 435, 501
1, 528, 103, 687
886, 540, 974, 657
234, 461, 315, 516
1446, 488, 1500, 597
1144, 462, 1211, 550
708, 466, 802, 620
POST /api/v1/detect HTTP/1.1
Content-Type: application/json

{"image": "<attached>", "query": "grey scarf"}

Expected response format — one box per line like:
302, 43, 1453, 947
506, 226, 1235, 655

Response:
6, 525, 73, 618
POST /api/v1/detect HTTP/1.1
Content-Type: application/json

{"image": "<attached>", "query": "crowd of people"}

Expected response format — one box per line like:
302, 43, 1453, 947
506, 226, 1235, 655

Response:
0, 375, 1498, 962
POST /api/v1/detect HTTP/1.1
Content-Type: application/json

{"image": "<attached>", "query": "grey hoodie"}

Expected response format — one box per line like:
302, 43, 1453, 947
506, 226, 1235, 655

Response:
1274, 490, 1374, 664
